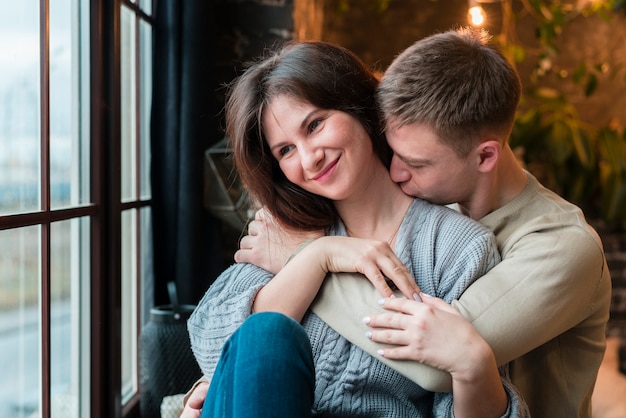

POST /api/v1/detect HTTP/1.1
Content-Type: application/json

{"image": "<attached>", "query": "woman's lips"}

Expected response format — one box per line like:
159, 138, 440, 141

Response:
312, 158, 339, 182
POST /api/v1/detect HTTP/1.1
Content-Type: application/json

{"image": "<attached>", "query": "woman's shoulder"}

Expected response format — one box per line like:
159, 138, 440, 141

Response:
406, 199, 492, 235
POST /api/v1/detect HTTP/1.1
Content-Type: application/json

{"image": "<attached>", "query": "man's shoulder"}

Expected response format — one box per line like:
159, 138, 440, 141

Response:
484, 173, 598, 240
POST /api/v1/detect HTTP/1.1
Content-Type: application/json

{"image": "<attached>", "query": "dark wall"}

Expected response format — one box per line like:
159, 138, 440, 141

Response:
211, 0, 294, 140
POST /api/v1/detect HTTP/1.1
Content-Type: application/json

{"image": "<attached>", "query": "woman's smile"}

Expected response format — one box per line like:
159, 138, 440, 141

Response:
312, 157, 340, 182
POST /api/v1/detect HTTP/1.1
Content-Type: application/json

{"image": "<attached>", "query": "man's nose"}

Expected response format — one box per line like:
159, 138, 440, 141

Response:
390, 156, 410, 183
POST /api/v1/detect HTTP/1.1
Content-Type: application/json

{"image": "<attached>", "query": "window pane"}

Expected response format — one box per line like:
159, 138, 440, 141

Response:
141, 207, 153, 325
121, 209, 138, 403
0, 226, 41, 417
51, 218, 90, 418
139, 19, 152, 200
120, 5, 137, 203
50, 0, 72, 209
0, 1, 41, 215
140, 0, 153, 16
50, 0, 90, 209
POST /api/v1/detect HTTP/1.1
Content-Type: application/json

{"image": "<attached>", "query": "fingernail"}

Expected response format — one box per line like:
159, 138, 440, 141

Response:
413, 292, 421, 302
362, 316, 371, 325
377, 349, 385, 357
365, 331, 372, 339
421, 292, 432, 298
377, 298, 385, 305
389, 293, 396, 298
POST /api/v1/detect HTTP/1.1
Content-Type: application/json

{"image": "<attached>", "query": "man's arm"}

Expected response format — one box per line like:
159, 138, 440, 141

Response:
452, 225, 610, 365
369, 296, 510, 418
311, 222, 611, 392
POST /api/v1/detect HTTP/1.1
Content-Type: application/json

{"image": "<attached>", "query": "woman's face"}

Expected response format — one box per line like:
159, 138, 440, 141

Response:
262, 94, 378, 202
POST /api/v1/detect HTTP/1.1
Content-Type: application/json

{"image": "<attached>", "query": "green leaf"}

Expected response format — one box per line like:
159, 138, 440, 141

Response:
550, 120, 574, 164
571, 129, 593, 168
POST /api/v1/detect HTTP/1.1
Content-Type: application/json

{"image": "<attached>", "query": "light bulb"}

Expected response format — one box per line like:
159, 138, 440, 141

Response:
468, 6, 486, 26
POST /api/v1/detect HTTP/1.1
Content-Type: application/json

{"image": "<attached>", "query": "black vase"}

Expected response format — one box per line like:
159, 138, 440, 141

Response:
139, 303, 202, 418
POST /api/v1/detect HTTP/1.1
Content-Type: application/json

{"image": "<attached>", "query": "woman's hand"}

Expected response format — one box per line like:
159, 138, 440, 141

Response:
253, 236, 420, 319
235, 208, 324, 274
311, 236, 421, 301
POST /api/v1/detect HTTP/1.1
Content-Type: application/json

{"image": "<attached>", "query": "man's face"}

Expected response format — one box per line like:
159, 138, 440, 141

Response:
386, 121, 478, 206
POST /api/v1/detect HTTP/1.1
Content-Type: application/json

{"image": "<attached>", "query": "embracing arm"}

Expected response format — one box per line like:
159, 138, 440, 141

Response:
253, 236, 421, 321
368, 296, 517, 418
452, 225, 611, 366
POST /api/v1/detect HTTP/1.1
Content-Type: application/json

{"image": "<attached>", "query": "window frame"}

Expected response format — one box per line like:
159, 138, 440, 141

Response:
0, 1, 153, 417
91, 1, 154, 417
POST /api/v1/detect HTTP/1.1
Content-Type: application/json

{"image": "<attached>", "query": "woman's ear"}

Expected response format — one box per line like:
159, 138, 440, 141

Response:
476, 140, 501, 173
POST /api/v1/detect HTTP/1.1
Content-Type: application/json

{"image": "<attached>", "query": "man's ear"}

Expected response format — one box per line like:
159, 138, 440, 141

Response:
476, 140, 500, 173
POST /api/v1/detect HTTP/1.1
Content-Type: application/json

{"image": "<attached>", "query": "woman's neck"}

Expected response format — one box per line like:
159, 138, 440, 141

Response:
335, 167, 413, 244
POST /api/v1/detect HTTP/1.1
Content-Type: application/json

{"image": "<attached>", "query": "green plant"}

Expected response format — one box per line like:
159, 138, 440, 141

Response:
502, 0, 626, 230
511, 88, 626, 229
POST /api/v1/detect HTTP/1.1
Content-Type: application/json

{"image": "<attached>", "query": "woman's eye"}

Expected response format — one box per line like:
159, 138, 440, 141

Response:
308, 119, 322, 132
278, 145, 294, 157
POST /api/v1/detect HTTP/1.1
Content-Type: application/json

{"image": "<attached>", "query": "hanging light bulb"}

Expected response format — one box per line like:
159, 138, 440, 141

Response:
468, 5, 486, 26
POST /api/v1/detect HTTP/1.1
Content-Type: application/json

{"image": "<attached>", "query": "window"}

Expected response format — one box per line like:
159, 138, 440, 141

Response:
0, 1, 153, 417
119, 0, 153, 407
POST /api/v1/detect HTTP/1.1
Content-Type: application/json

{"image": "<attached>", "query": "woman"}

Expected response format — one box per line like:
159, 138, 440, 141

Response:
186, 41, 528, 417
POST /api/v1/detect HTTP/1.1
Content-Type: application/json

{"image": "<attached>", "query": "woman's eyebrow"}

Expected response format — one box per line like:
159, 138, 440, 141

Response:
300, 108, 323, 130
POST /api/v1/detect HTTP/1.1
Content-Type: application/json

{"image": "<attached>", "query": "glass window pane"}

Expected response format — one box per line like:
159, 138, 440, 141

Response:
139, 19, 152, 200
140, 0, 153, 16
141, 207, 153, 325
121, 209, 138, 403
120, 5, 137, 203
50, 0, 90, 209
0, 226, 41, 417
50, 0, 72, 209
0, 1, 41, 215
51, 218, 90, 418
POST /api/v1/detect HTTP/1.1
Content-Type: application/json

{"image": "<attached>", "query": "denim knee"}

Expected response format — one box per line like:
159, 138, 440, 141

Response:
239, 311, 309, 348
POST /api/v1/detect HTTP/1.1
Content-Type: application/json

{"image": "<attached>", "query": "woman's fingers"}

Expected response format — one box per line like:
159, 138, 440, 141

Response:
336, 238, 420, 300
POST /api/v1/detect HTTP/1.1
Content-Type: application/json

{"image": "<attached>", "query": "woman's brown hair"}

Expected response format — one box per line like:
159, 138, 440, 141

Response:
225, 41, 389, 231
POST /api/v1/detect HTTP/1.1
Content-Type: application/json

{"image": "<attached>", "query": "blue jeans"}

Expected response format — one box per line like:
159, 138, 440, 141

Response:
200, 312, 315, 418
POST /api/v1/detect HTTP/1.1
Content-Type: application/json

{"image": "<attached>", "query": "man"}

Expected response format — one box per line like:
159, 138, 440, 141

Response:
184, 27, 611, 417
310, 27, 610, 417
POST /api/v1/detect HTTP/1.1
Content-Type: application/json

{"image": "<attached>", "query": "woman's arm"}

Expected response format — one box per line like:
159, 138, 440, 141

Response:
253, 236, 420, 321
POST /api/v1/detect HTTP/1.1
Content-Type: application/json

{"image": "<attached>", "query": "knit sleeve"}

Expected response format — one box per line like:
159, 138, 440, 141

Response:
412, 207, 501, 303
433, 224, 501, 302
432, 365, 531, 417
187, 262, 273, 380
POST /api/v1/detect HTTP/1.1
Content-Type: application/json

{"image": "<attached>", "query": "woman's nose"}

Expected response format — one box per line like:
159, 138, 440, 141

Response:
300, 145, 323, 171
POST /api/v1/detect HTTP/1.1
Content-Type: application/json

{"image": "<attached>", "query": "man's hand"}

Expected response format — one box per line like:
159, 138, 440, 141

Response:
235, 208, 324, 274
363, 295, 492, 380
180, 382, 208, 418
